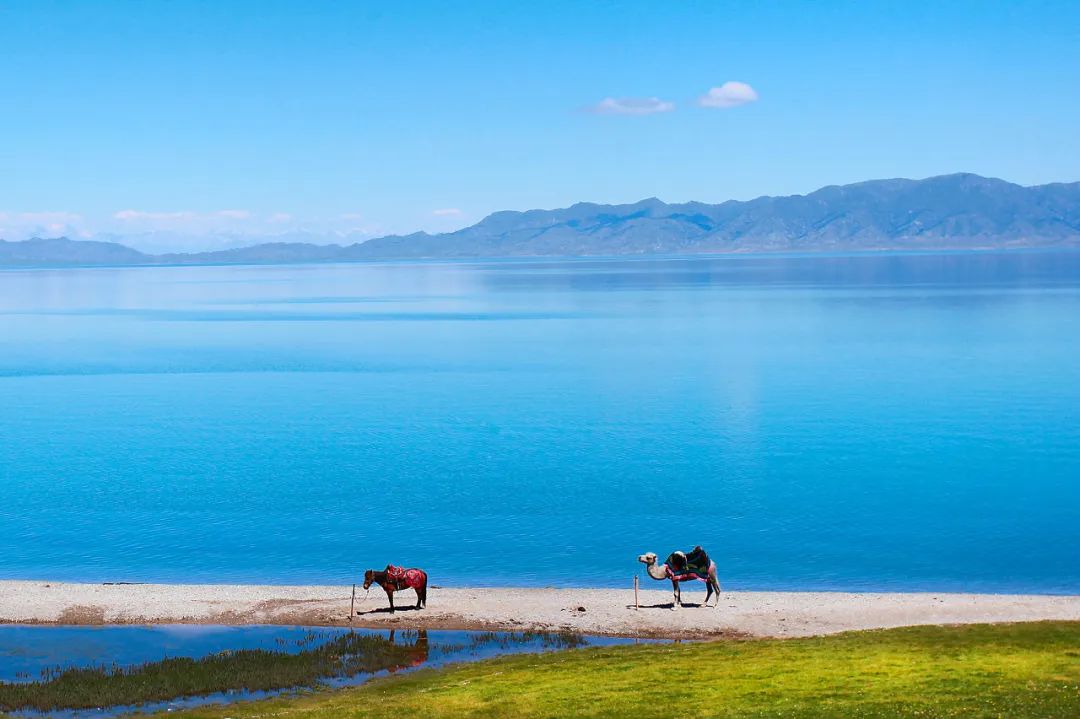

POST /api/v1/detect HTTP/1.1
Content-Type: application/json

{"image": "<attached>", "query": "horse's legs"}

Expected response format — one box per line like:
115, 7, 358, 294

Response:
415, 584, 425, 609
386, 589, 395, 613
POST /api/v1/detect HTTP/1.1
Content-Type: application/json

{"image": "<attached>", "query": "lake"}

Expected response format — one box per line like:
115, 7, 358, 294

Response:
1, 252, 1078, 592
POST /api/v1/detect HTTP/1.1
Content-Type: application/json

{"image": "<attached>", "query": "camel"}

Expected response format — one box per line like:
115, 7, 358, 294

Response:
637, 548, 721, 609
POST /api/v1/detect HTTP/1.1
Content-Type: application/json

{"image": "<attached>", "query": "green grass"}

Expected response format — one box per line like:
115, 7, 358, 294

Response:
145, 622, 1080, 719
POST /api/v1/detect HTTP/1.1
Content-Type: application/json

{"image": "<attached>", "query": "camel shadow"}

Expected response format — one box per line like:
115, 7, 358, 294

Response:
356, 606, 425, 616
627, 602, 706, 610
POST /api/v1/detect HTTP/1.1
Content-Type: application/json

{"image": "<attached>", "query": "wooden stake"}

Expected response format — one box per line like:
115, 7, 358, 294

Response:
634, 575, 639, 610
350, 583, 356, 621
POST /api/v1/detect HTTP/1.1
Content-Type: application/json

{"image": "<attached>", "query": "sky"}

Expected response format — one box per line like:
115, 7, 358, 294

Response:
1, 0, 1079, 250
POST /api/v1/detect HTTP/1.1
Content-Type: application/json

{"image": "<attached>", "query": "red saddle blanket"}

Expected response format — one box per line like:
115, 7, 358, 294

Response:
385, 565, 426, 590
666, 568, 710, 582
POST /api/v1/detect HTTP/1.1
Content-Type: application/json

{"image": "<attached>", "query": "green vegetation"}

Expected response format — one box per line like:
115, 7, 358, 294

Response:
1, 622, 1076, 717
149, 622, 1079, 719
0, 630, 586, 715
0, 631, 422, 713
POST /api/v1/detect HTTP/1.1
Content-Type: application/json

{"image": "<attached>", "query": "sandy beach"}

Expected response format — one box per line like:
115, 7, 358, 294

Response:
1, 581, 1077, 639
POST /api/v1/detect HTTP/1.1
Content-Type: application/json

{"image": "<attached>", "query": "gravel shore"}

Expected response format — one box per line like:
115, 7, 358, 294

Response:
1, 581, 1077, 639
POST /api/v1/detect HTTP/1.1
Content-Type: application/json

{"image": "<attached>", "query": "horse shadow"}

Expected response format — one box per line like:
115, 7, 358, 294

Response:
356, 605, 425, 616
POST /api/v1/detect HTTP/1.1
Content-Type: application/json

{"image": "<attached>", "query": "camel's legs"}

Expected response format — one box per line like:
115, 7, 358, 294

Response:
704, 573, 718, 606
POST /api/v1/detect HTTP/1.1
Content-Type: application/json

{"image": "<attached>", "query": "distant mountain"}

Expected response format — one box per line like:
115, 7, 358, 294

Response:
90, 229, 375, 254
3, 174, 1079, 267
0, 237, 149, 265
351, 174, 1080, 258
158, 242, 349, 264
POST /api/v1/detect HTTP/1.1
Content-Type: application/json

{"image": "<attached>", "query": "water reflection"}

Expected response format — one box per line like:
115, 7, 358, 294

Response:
476, 251, 1080, 292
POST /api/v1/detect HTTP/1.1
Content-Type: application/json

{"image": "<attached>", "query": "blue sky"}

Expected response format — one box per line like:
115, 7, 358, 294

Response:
2, 0, 1078, 248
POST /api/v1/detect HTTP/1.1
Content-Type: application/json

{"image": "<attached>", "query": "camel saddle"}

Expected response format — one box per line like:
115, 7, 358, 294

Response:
665, 546, 711, 581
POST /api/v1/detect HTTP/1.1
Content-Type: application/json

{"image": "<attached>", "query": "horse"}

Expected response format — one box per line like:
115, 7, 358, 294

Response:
637, 547, 721, 609
362, 565, 428, 613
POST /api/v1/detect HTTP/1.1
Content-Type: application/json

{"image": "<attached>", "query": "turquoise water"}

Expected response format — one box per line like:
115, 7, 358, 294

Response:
1, 253, 1078, 592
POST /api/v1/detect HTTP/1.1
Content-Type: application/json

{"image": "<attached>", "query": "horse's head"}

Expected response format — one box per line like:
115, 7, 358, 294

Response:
637, 552, 657, 566
362, 569, 375, 590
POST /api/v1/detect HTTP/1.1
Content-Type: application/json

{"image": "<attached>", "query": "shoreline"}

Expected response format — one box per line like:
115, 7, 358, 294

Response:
2, 581, 1077, 639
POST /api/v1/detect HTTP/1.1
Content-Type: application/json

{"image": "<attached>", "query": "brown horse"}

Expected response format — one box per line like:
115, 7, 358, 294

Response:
362, 565, 428, 613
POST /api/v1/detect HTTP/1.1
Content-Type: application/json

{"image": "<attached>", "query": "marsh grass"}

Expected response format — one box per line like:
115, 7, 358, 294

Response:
0, 631, 419, 713
0, 628, 590, 715
463, 631, 587, 651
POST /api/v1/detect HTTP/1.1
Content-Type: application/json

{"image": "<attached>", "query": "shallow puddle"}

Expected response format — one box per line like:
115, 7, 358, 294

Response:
0, 624, 650, 717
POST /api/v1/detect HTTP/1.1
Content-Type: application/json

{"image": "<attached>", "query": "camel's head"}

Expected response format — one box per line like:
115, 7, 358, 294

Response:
637, 552, 657, 566
362, 569, 375, 590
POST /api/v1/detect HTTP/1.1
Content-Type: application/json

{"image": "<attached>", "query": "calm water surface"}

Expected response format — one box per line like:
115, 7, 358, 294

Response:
1, 253, 1078, 592
0, 625, 622, 717
0, 625, 603, 684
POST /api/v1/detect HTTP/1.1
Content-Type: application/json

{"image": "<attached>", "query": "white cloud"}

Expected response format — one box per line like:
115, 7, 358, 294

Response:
114, 209, 192, 221
115, 209, 250, 222
0, 211, 86, 239
340, 212, 364, 221
0, 208, 390, 246
698, 81, 759, 109
11, 211, 83, 224
586, 97, 675, 116
433, 208, 462, 216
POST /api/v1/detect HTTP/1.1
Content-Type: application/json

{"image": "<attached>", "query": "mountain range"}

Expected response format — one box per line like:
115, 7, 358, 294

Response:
4, 173, 1079, 267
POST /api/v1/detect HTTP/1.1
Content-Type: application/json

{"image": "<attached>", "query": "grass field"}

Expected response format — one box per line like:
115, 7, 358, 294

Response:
140, 621, 1080, 719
